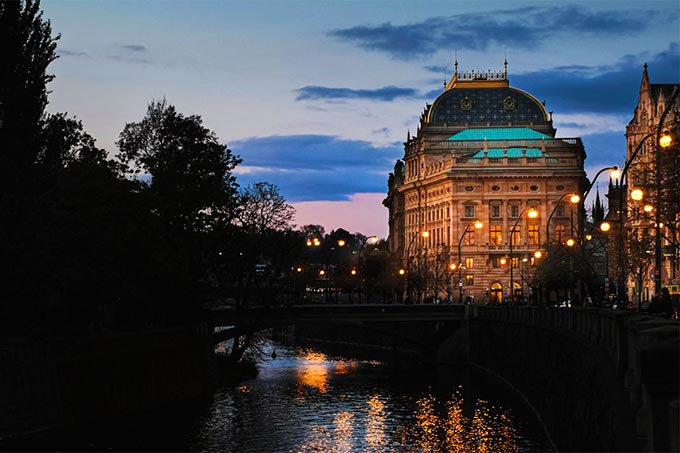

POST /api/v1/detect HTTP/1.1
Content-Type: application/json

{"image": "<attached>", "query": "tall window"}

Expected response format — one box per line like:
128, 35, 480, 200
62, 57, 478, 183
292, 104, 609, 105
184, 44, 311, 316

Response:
528, 224, 540, 245
556, 205, 566, 217
555, 224, 566, 240
464, 205, 475, 218
511, 225, 521, 245
465, 228, 476, 246
465, 258, 474, 269
465, 275, 474, 286
490, 225, 503, 245
491, 205, 500, 218
510, 205, 519, 218
511, 257, 520, 268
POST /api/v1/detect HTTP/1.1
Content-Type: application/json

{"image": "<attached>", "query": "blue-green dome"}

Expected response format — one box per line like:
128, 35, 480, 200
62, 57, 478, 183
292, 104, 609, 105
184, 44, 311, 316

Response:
428, 86, 549, 125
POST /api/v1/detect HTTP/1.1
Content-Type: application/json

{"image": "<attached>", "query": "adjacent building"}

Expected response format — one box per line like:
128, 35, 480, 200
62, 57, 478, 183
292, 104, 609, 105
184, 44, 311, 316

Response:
607, 64, 680, 303
384, 61, 587, 304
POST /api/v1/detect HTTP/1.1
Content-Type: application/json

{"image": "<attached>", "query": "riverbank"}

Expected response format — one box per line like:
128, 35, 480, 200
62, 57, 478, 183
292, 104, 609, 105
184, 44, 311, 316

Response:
0, 324, 215, 443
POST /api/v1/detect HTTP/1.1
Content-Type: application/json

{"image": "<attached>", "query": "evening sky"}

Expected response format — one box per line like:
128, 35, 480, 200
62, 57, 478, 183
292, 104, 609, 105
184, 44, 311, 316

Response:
42, 1, 680, 238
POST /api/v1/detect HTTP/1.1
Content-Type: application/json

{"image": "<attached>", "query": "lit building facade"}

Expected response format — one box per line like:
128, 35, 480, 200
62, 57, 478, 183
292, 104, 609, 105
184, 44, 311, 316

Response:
607, 64, 680, 303
384, 62, 587, 304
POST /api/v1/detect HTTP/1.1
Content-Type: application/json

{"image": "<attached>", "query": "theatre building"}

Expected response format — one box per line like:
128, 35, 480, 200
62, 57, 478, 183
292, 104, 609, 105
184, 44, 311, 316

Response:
384, 61, 587, 304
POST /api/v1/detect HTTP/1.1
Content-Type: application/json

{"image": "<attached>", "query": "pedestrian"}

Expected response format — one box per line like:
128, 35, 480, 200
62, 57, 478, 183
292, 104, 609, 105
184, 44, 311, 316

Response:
649, 287, 673, 318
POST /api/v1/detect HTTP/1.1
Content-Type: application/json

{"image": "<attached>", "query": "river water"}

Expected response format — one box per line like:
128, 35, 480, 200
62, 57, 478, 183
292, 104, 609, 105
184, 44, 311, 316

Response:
17, 339, 555, 452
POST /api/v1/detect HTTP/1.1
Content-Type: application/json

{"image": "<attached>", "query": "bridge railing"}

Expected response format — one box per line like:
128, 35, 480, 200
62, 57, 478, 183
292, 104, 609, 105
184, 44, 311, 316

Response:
465, 305, 668, 367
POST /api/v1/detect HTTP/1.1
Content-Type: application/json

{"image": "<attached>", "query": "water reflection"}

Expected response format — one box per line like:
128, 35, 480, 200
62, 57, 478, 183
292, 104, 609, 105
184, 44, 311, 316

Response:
402, 390, 521, 453
292, 364, 532, 453
296, 348, 330, 394
294, 386, 523, 453
13, 342, 550, 452
365, 395, 389, 451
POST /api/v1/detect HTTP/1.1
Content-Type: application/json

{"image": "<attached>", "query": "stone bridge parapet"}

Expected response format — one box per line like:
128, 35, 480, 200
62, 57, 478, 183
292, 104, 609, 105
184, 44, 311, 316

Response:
463, 306, 678, 452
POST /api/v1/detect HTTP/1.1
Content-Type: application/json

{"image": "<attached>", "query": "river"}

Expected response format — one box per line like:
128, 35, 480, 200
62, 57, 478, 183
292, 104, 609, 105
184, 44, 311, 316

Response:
16, 338, 555, 452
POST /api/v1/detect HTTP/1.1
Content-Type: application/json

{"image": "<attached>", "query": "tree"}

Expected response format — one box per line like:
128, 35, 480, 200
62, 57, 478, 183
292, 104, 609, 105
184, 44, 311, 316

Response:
0, 0, 59, 190
229, 182, 298, 306
117, 99, 241, 232
301, 224, 325, 242
236, 182, 295, 234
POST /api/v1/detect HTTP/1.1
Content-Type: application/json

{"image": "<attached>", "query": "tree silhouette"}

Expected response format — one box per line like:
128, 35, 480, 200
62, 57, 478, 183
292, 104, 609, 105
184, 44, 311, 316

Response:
117, 99, 241, 233
0, 0, 59, 190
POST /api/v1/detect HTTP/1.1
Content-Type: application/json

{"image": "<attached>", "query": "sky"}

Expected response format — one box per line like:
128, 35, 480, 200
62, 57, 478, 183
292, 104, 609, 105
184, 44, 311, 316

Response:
42, 0, 680, 239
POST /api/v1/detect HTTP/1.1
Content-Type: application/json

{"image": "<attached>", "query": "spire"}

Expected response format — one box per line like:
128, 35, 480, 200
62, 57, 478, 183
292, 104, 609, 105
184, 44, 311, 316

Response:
504, 49, 508, 78
454, 49, 458, 78
592, 188, 604, 223
640, 62, 651, 95
407, 129, 410, 141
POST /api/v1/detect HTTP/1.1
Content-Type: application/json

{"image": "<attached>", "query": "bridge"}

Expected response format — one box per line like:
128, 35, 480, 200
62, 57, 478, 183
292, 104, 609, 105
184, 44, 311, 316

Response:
210, 303, 466, 346
210, 304, 679, 453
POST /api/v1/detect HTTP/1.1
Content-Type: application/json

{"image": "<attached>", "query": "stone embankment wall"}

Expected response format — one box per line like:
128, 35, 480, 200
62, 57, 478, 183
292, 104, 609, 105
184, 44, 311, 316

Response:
460, 307, 679, 453
287, 308, 679, 453
0, 324, 215, 440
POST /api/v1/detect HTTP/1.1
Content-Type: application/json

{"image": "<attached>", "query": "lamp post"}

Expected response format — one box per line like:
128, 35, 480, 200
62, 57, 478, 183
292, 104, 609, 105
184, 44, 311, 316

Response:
356, 235, 378, 303
546, 193, 581, 243
571, 166, 619, 305
509, 208, 538, 303
565, 237, 576, 306
457, 220, 483, 303
579, 166, 618, 241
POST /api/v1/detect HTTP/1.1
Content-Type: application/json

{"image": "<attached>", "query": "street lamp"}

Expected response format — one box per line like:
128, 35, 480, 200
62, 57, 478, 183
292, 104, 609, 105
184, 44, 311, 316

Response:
579, 166, 619, 240
509, 208, 538, 303
457, 220, 483, 303
546, 193, 580, 242
356, 235, 378, 303
447, 262, 457, 303
565, 237, 577, 306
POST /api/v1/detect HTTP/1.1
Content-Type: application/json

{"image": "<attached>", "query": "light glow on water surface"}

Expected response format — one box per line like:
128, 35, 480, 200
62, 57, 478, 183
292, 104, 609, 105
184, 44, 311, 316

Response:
198, 341, 553, 452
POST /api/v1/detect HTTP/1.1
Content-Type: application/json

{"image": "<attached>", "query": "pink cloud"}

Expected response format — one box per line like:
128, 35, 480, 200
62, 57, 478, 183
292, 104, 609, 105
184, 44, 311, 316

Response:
291, 193, 389, 238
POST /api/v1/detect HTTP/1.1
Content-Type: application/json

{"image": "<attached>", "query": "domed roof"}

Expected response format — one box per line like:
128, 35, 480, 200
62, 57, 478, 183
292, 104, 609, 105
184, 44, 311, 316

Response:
427, 70, 550, 126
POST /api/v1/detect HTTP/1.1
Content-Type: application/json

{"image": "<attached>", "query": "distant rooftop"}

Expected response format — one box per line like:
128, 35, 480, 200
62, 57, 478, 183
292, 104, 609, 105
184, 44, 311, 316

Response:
448, 127, 551, 141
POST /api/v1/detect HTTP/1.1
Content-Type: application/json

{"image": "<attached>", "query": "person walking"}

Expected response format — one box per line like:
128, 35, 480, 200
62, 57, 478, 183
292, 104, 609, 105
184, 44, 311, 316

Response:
649, 287, 673, 318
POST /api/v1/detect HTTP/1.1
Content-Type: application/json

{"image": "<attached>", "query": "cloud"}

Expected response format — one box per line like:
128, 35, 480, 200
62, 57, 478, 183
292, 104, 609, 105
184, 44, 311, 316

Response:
58, 49, 88, 57
329, 6, 659, 59
106, 43, 152, 64
120, 44, 147, 52
230, 135, 401, 202
424, 64, 449, 74
512, 42, 680, 115
107, 54, 152, 64
296, 85, 419, 102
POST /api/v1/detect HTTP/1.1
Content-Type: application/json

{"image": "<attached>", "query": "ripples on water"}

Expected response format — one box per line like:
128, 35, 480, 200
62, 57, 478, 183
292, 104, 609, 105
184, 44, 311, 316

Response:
13, 340, 553, 452
194, 342, 554, 453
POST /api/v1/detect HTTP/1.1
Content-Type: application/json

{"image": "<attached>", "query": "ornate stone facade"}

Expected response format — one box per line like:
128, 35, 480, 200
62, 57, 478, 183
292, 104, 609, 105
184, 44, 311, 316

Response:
608, 64, 680, 303
384, 62, 587, 304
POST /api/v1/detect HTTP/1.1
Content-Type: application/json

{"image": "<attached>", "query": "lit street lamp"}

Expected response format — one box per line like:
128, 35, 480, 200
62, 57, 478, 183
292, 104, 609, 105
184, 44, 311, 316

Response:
546, 193, 580, 242
509, 208, 538, 303
457, 220, 482, 303
356, 235, 378, 303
